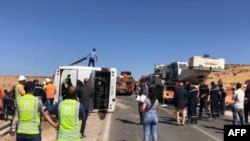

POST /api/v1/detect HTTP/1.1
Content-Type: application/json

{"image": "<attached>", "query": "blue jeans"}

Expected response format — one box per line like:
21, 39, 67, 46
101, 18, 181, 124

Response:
17, 134, 41, 141
46, 99, 54, 110
233, 107, 245, 125
80, 110, 89, 136
143, 112, 158, 141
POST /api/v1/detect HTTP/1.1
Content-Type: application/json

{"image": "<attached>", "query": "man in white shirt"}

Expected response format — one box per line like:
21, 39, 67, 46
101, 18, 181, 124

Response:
86, 48, 98, 67
232, 82, 245, 125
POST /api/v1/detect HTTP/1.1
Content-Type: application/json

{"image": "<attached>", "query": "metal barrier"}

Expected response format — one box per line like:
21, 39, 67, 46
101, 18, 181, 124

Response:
0, 121, 11, 136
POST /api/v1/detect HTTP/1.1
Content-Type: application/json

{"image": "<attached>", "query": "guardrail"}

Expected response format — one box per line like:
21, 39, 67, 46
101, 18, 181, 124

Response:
0, 121, 11, 136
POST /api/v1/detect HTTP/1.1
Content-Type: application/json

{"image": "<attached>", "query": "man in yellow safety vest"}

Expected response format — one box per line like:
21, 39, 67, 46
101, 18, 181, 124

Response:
10, 75, 26, 135
46, 86, 85, 141
16, 81, 58, 141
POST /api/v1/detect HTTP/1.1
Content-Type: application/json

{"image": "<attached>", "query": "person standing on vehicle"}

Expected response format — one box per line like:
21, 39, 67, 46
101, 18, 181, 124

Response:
199, 81, 210, 119
173, 82, 188, 126
86, 48, 98, 67
16, 81, 58, 141
141, 86, 159, 141
78, 78, 92, 138
47, 86, 85, 141
210, 82, 220, 118
187, 83, 199, 124
232, 82, 245, 125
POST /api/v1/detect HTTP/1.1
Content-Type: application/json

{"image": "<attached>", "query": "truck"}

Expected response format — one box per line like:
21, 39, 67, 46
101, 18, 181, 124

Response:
155, 55, 225, 101
116, 71, 134, 95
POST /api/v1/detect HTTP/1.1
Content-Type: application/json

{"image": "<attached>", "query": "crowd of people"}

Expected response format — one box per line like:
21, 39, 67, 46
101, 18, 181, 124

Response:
0, 75, 92, 141
135, 76, 250, 141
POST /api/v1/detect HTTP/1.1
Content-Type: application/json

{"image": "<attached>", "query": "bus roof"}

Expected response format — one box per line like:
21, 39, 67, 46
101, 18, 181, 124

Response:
58, 66, 116, 71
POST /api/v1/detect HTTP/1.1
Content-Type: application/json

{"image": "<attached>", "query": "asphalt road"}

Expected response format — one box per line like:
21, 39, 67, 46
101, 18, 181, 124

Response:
109, 95, 233, 141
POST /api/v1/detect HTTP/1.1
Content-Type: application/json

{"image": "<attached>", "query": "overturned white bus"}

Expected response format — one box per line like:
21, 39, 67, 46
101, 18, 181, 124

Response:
53, 66, 117, 112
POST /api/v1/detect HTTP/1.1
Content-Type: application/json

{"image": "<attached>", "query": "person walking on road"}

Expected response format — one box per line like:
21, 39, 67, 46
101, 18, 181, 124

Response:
47, 86, 85, 141
16, 81, 57, 141
173, 82, 188, 126
141, 86, 159, 141
232, 82, 245, 125
78, 78, 92, 138
86, 48, 98, 67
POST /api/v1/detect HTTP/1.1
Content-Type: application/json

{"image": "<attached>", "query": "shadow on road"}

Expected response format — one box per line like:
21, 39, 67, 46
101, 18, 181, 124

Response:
223, 118, 232, 122
158, 117, 177, 126
201, 125, 224, 134
116, 118, 140, 125
215, 131, 224, 134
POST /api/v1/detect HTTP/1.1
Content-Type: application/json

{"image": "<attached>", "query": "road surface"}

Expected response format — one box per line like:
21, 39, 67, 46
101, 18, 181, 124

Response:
109, 95, 233, 141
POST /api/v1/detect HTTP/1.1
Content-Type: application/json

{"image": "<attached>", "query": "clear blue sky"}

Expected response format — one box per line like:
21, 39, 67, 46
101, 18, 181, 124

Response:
0, 0, 250, 78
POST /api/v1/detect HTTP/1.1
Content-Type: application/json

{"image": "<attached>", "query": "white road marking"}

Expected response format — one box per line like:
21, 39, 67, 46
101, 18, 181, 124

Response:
102, 113, 112, 141
159, 107, 223, 141
190, 125, 222, 141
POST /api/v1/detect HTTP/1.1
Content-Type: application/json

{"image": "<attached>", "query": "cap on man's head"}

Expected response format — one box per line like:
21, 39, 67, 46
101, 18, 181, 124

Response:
24, 81, 35, 92
18, 75, 26, 81
93, 48, 96, 51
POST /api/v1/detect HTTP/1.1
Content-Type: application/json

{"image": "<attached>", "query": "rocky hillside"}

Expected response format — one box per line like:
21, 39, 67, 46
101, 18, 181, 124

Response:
206, 64, 250, 87
206, 64, 250, 103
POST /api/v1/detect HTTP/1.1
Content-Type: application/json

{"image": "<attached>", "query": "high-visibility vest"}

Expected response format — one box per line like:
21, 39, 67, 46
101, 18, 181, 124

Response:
15, 84, 24, 98
57, 99, 81, 141
17, 94, 40, 135
45, 83, 56, 99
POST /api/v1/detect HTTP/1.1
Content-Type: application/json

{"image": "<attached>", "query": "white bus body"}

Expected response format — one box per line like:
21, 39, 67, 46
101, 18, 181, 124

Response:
53, 66, 117, 112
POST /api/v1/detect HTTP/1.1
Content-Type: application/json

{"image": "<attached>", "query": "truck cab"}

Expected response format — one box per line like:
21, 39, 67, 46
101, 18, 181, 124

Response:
116, 71, 134, 95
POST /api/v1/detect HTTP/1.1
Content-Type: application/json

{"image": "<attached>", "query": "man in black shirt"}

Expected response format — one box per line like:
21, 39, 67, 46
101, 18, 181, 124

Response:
78, 78, 92, 138
33, 79, 47, 105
